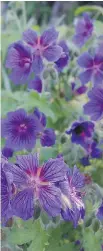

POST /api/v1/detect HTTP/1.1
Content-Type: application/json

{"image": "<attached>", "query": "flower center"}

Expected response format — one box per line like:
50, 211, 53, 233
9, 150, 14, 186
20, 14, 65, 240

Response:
19, 123, 27, 133
74, 125, 84, 135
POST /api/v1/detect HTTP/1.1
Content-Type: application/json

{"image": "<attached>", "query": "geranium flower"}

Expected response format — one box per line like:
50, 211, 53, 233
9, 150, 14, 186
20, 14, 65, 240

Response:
2, 147, 14, 159
71, 82, 87, 95
80, 141, 102, 166
6, 41, 33, 85
77, 51, 103, 86
66, 120, 94, 148
3, 153, 67, 220
22, 27, 63, 74
34, 108, 56, 147
84, 87, 103, 121
28, 76, 42, 93
73, 13, 93, 47
55, 40, 69, 71
60, 166, 85, 227
2, 109, 42, 151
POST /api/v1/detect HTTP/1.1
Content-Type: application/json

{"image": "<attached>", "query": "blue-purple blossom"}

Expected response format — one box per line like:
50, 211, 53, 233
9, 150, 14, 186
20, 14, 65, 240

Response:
73, 13, 93, 47
71, 82, 87, 95
6, 41, 33, 85
2, 109, 42, 151
66, 120, 94, 148
2, 147, 14, 159
77, 51, 103, 86
80, 141, 102, 166
3, 153, 67, 220
60, 166, 85, 227
96, 201, 103, 221
22, 27, 63, 74
28, 76, 42, 93
84, 87, 103, 121
55, 40, 69, 72
34, 108, 56, 147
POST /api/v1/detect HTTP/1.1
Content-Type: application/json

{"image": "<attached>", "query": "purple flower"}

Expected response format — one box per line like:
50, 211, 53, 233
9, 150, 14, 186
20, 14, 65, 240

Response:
34, 108, 56, 147
80, 141, 102, 166
73, 13, 93, 47
71, 82, 87, 95
60, 166, 85, 227
66, 120, 94, 148
77, 51, 103, 86
3, 153, 67, 220
2, 147, 14, 158
6, 41, 33, 85
55, 40, 69, 71
84, 87, 103, 121
2, 109, 42, 151
28, 76, 42, 93
1, 159, 14, 225
96, 201, 103, 221
22, 27, 63, 74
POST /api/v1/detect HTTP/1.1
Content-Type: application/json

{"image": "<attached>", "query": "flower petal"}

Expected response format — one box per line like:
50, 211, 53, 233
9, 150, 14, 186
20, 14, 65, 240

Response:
22, 29, 37, 46
77, 52, 93, 68
39, 185, 62, 217
70, 165, 85, 189
28, 76, 42, 93
79, 69, 92, 85
40, 128, 56, 147
43, 45, 62, 62
40, 27, 59, 46
3, 163, 28, 186
32, 55, 44, 74
93, 71, 103, 86
40, 158, 67, 183
16, 153, 39, 175
11, 188, 34, 220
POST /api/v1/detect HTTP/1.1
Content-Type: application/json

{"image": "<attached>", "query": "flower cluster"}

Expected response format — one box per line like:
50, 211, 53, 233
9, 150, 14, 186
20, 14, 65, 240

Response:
1, 153, 85, 227
73, 13, 93, 48
6, 28, 69, 87
1, 108, 56, 152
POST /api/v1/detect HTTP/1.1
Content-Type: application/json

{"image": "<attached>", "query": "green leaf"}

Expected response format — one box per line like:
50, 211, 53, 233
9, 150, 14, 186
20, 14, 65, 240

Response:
75, 5, 103, 16
82, 227, 102, 251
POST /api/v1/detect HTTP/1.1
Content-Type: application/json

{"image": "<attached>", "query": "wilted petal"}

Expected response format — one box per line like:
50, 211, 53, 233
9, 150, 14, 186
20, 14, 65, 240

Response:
40, 128, 56, 147
43, 45, 62, 62
39, 185, 62, 217
11, 188, 34, 220
40, 27, 59, 46
22, 29, 38, 46
79, 69, 92, 84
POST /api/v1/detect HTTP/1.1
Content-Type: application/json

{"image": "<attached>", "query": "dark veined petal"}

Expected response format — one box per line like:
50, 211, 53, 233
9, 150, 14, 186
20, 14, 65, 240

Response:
22, 29, 38, 46
39, 185, 62, 217
40, 128, 56, 147
11, 188, 34, 220
16, 153, 39, 175
43, 45, 62, 62
40, 27, 59, 46
40, 158, 67, 183
70, 165, 85, 189
1, 169, 10, 217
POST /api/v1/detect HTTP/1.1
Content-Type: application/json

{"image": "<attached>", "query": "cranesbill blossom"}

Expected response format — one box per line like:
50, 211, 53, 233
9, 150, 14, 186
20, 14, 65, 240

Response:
77, 51, 103, 86
66, 120, 94, 148
55, 40, 69, 72
60, 165, 85, 227
6, 41, 33, 85
80, 141, 102, 166
22, 27, 63, 74
2, 109, 42, 151
84, 87, 103, 121
3, 153, 67, 220
73, 13, 93, 48
71, 82, 87, 95
34, 108, 56, 147
96, 201, 103, 221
